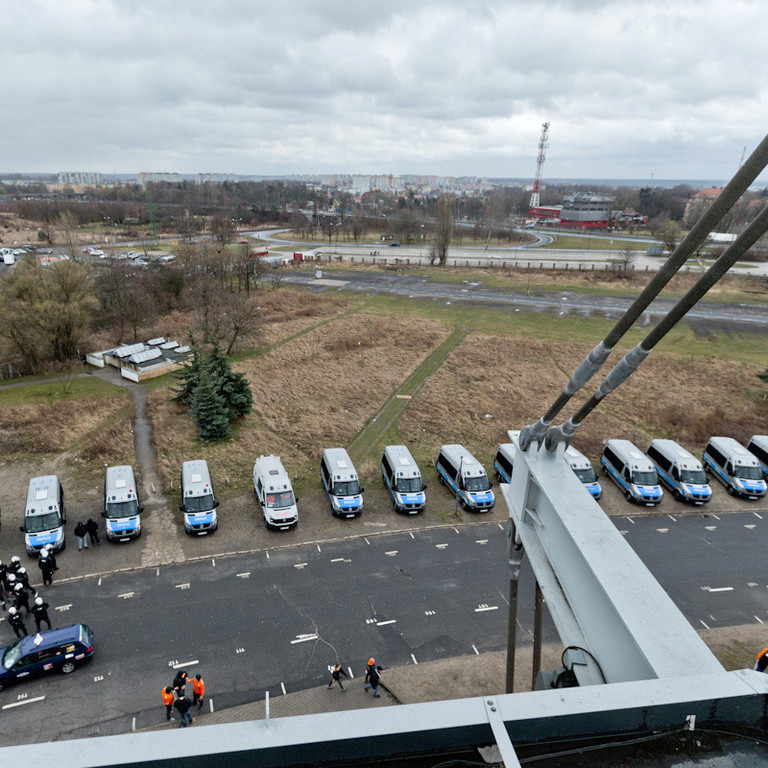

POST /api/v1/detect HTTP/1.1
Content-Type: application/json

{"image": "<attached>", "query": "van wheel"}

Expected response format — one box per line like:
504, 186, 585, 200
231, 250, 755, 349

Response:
624, 491, 633, 503
62, 661, 76, 674
438, 474, 446, 486
674, 490, 683, 502
602, 466, 608, 476
727, 485, 735, 496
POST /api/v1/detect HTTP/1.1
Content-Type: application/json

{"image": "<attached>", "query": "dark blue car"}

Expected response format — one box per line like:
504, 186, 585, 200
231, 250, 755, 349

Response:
0, 624, 94, 691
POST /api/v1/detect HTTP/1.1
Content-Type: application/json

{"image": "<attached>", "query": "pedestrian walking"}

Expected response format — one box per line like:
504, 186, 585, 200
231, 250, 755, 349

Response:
364, 665, 383, 697
85, 518, 100, 545
327, 663, 348, 691
192, 674, 205, 710
365, 657, 375, 683
162, 686, 175, 721
8, 556, 22, 576
172, 669, 189, 696
17, 568, 37, 596
31, 597, 51, 632
8, 607, 27, 638
173, 694, 194, 727
38, 549, 56, 586
756, 647, 768, 672
13, 583, 31, 616
74, 521, 88, 551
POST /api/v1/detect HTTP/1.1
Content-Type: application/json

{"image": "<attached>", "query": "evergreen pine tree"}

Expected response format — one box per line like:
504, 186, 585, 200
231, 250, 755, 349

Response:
206, 340, 253, 421
191, 369, 231, 441
172, 334, 203, 406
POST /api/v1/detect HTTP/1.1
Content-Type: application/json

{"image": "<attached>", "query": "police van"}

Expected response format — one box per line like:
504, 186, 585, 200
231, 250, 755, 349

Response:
381, 445, 426, 514
253, 455, 299, 530
600, 439, 663, 505
20, 476, 66, 555
320, 448, 364, 518
746, 435, 768, 480
564, 445, 603, 499
646, 439, 711, 504
493, 443, 517, 484
179, 460, 219, 535
436, 444, 495, 512
103, 465, 143, 541
702, 436, 767, 499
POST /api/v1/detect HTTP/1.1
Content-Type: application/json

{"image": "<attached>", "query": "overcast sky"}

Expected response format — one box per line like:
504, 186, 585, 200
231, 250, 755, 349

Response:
4, 0, 767, 180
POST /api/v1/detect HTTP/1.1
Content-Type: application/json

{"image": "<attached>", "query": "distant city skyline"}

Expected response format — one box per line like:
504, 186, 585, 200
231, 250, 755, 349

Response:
5, 0, 767, 183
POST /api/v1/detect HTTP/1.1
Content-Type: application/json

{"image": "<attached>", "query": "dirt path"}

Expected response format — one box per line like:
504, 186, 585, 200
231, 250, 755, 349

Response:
130, 386, 184, 566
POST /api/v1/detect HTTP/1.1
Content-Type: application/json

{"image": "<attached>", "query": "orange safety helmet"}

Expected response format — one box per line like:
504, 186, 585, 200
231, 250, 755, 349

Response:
368, 658, 375, 666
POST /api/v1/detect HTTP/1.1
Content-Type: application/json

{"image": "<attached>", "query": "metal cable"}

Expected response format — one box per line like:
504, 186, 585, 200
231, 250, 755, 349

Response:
519, 133, 768, 450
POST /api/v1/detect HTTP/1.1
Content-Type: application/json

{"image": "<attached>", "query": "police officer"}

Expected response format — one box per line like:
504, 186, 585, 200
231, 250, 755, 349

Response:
38, 548, 56, 586
0, 559, 7, 585
31, 597, 51, 632
13, 582, 31, 616
17, 568, 37, 596
8, 556, 22, 576
8, 607, 27, 638
5, 573, 17, 594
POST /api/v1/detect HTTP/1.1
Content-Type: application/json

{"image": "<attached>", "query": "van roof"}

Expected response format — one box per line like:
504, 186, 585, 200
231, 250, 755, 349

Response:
254, 455, 293, 491
323, 448, 358, 478
749, 435, 768, 452
17, 624, 86, 654
383, 445, 421, 479
604, 439, 656, 472
496, 443, 517, 462
25, 476, 59, 515
440, 444, 487, 479
648, 439, 702, 469
708, 436, 760, 466
181, 460, 213, 495
564, 445, 592, 470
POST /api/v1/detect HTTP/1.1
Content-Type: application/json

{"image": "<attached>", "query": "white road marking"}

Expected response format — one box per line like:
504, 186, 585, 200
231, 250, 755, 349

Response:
212, 558, 216, 567
98, 577, 102, 586
436, 543, 448, 550
236, 648, 245, 654
705, 526, 717, 531
290, 634, 318, 644
294, 563, 308, 569
175, 583, 190, 590
656, 528, 669, 533
497, 523, 504, 530
748, 582, 758, 587
209, 699, 214, 713
266, 551, 270, 560
94, 675, 104, 682
365, 538, 371, 545
55, 604, 72, 612
409, 532, 415, 539
2, 696, 45, 710
701, 586, 733, 593
173, 660, 199, 669
700, 620, 710, 629
475, 605, 499, 613
411, 653, 418, 665
330, 558, 345, 563
745, 525, 756, 530
132, 717, 136, 732
711, 514, 720, 520
472, 645, 480, 655
476, 539, 488, 545
348, 667, 354, 678
425, 610, 436, 616
756, 616, 764, 624
626, 517, 635, 524
709, 614, 716, 621
667, 515, 677, 522
237, 572, 251, 579
376, 619, 397, 626
156, 568, 160, 576
754, 513, 764, 519
385, 551, 398, 557
454, 528, 460, 534
619, 530, 628, 535
316, 544, 322, 552
281, 682, 287, 695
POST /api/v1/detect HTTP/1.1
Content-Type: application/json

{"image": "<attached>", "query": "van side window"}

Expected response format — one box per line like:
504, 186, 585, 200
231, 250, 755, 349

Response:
496, 452, 513, 477
707, 446, 725, 466
750, 444, 768, 464
603, 447, 618, 468
438, 454, 455, 481
321, 462, 329, 484
382, 455, 392, 479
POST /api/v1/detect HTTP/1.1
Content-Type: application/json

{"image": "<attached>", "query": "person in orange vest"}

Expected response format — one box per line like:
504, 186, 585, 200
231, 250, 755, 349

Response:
162, 686, 175, 721
755, 647, 768, 672
192, 674, 205, 711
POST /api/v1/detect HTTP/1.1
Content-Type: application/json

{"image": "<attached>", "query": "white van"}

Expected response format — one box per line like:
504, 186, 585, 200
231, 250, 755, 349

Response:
103, 465, 143, 541
646, 439, 711, 504
746, 436, 768, 480
381, 445, 426, 514
436, 444, 495, 512
564, 445, 603, 500
180, 460, 219, 535
253, 455, 299, 530
20, 476, 66, 555
493, 443, 517, 484
600, 439, 663, 505
702, 436, 767, 499
321, 448, 363, 517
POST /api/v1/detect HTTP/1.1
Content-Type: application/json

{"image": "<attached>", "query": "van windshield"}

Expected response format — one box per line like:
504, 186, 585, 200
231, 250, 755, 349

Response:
396, 478, 423, 493
681, 469, 708, 484
266, 491, 295, 509
573, 467, 597, 483
333, 481, 360, 497
465, 475, 491, 492
184, 494, 215, 513
2, 639, 23, 670
631, 471, 658, 486
734, 465, 763, 481
25, 512, 61, 533
105, 499, 140, 519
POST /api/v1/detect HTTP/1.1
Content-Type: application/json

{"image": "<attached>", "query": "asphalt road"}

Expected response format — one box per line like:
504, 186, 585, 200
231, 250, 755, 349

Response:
2, 511, 768, 746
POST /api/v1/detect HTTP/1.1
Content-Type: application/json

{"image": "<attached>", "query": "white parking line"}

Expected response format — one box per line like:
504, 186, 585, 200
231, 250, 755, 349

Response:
756, 616, 764, 624
435, 543, 448, 550
711, 514, 720, 520
700, 620, 710, 629
98, 577, 102, 586
55, 604, 72, 612
348, 667, 354, 678
331, 558, 345, 563
376, 620, 397, 627
409, 532, 415, 539
291, 634, 318, 644
472, 645, 480, 655
385, 551, 398, 557
211, 558, 216, 567
656, 528, 669, 533
667, 515, 677, 522
156, 568, 160, 576
497, 523, 504, 530
266, 551, 270, 560
294, 563, 308, 569
365, 538, 371, 545
745, 525, 756, 530
118, 593, 134, 600
237, 572, 251, 579
701, 586, 733, 593
626, 517, 635, 524
132, 717, 136, 732
2, 696, 45, 710
475, 605, 499, 613
411, 653, 418, 665
209, 699, 215, 713
453, 528, 460, 534
476, 539, 488, 545
281, 682, 287, 695
705, 526, 717, 531
175, 583, 190, 590
754, 513, 764, 519
172, 660, 199, 669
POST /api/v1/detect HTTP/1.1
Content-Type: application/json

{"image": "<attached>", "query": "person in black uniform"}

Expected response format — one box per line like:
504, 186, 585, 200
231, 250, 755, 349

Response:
17, 568, 37, 596
85, 518, 100, 545
8, 607, 27, 638
38, 549, 56, 586
31, 597, 51, 632
327, 663, 348, 690
173, 693, 194, 727
13, 583, 30, 616
8, 556, 22, 576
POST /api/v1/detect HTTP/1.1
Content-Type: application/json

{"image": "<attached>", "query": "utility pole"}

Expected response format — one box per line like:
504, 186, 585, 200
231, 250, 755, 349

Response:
528, 122, 550, 219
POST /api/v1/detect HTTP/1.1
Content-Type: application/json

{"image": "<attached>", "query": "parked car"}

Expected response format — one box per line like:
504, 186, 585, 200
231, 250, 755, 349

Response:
388, 241, 401, 247
0, 624, 94, 691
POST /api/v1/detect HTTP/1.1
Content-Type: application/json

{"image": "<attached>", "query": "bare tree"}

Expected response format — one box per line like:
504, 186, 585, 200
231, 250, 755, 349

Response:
58, 210, 81, 261
211, 214, 236, 250
430, 196, 453, 266
221, 293, 263, 354
615, 245, 635, 278
658, 220, 683, 255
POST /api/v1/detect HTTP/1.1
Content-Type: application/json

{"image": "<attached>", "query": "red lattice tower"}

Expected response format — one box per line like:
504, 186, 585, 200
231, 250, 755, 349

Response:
529, 122, 550, 215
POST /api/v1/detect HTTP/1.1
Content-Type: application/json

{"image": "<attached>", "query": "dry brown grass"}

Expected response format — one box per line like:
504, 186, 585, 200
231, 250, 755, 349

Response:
148, 312, 450, 493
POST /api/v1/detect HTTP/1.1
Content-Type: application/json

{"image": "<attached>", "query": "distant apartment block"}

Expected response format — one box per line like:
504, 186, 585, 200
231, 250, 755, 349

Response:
196, 173, 238, 184
57, 171, 103, 185
138, 172, 184, 184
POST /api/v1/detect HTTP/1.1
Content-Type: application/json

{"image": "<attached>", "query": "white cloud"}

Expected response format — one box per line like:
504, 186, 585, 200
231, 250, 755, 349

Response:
3, 0, 767, 179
